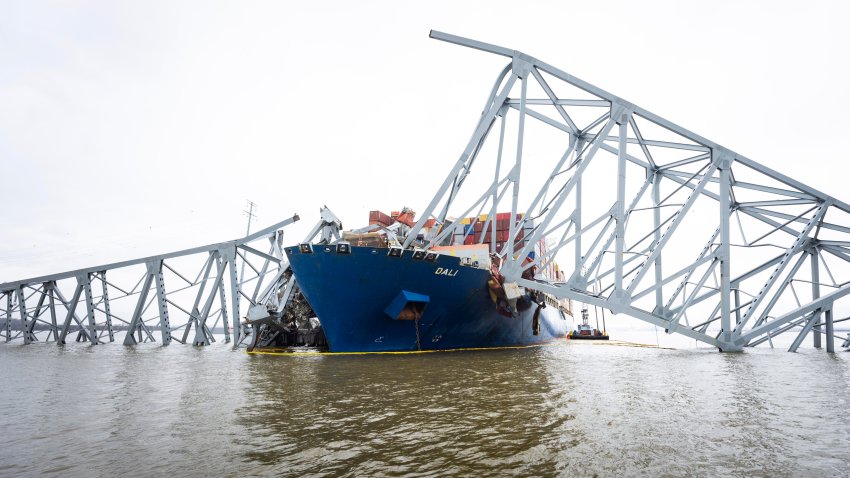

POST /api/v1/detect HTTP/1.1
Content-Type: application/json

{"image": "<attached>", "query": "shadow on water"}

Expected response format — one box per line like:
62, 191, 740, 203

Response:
235, 346, 571, 476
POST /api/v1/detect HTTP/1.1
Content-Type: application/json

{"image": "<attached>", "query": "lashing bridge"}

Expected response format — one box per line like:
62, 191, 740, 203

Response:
3, 31, 849, 352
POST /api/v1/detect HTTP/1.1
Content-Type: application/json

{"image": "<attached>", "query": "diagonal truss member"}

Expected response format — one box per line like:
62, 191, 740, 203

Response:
406, 31, 850, 352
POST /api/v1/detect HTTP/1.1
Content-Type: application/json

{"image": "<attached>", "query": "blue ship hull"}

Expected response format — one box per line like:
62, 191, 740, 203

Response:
285, 245, 570, 352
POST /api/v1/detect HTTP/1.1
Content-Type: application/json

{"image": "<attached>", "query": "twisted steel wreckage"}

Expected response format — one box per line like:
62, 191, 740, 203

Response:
2, 32, 849, 353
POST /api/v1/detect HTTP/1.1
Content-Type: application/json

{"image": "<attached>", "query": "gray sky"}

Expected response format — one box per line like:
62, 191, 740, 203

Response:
2, 0, 849, 283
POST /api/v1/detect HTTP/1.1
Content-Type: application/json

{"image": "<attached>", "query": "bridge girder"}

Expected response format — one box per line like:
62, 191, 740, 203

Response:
407, 31, 850, 352
0, 215, 302, 347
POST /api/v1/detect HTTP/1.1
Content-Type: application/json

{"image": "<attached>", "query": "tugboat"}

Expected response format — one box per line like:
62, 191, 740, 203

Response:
568, 306, 609, 341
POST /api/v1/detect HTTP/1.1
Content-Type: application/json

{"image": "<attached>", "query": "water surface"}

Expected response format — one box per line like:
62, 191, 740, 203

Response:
1, 340, 848, 476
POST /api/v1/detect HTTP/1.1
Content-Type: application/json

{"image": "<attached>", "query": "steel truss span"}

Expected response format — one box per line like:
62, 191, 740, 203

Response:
0, 215, 302, 348
407, 31, 850, 352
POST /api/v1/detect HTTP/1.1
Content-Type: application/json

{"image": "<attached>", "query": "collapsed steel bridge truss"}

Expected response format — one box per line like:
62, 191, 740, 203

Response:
407, 31, 850, 352
0, 215, 302, 347
4, 32, 849, 354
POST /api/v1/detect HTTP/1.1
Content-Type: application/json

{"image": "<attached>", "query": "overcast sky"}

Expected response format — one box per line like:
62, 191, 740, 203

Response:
2, 0, 849, 284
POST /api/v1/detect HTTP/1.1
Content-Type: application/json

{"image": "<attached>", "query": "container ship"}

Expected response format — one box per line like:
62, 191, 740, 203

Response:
284, 209, 573, 352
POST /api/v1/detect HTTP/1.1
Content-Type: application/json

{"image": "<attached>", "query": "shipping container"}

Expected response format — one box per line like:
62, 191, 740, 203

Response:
342, 232, 388, 248
369, 210, 394, 226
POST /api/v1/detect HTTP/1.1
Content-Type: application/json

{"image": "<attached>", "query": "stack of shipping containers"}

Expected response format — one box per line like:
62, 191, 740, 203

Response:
447, 213, 560, 281
367, 209, 570, 312
368, 210, 566, 282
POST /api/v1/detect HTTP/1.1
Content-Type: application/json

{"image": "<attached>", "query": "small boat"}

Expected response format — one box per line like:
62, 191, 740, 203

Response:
568, 307, 609, 340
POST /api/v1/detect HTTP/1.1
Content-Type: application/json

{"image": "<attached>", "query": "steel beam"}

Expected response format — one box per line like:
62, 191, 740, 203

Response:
614, 112, 629, 297
0, 216, 300, 293
99, 273, 115, 342
811, 251, 822, 348
419, 32, 850, 352
5, 292, 12, 342
124, 272, 154, 345
2, 215, 299, 347
227, 247, 240, 345
825, 308, 835, 353
24, 285, 47, 343
46, 282, 58, 341
215, 254, 231, 344
81, 274, 100, 344
789, 312, 821, 352
57, 284, 87, 344
737, 204, 827, 332
193, 251, 228, 346
719, 159, 733, 346
152, 261, 172, 345
16, 286, 33, 344
181, 253, 215, 344
626, 163, 719, 295
652, 172, 663, 317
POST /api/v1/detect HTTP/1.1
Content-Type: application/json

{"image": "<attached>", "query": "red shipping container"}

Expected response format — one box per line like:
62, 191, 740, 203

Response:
464, 235, 475, 245
370, 210, 393, 225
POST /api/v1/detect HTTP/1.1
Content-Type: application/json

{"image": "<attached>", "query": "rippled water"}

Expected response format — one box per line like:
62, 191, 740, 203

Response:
1, 340, 848, 477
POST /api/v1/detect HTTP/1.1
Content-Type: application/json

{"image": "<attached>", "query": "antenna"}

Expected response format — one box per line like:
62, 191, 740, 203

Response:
243, 200, 258, 236
240, 200, 259, 284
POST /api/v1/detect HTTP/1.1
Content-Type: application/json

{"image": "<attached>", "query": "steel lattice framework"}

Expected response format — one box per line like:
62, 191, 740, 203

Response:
4, 32, 850, 353
406, 31, 850, 352
0, 215, 304, 347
